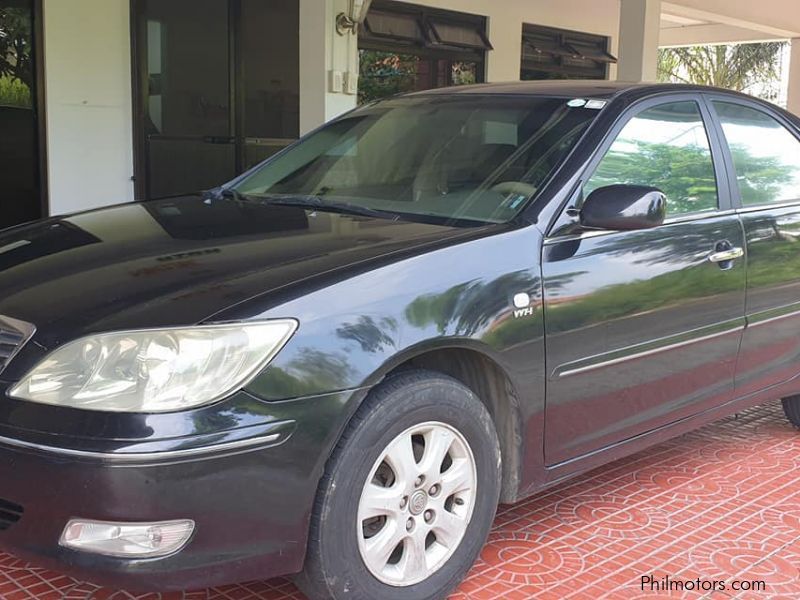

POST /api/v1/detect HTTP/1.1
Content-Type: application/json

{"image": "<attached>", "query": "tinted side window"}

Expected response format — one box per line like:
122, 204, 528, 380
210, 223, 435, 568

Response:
713, 102, 800, 206
585, 101, 718, 217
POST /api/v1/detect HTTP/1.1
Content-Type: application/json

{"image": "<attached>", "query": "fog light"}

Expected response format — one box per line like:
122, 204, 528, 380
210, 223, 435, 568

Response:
59, 518, 195, 558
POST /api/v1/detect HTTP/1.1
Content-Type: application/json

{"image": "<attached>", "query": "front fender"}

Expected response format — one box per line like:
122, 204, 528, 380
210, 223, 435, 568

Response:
240, 226, 544, 405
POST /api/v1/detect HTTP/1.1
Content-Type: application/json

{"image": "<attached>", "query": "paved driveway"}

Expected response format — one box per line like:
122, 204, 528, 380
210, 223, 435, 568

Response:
1, 401, 798, 599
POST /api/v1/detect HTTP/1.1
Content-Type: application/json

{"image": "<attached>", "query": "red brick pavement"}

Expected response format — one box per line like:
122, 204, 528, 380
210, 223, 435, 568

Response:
2, 401, 799, 599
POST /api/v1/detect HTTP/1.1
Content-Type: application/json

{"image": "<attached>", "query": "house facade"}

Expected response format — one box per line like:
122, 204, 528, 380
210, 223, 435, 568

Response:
1, 0, 799, 230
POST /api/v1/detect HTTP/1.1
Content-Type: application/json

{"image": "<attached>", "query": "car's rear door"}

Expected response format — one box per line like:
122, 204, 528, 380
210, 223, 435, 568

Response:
542, 94, 747, 466
705, 97, 800, 396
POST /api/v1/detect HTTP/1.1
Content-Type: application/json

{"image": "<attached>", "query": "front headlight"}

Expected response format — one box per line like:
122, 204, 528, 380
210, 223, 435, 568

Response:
8, 320, 297, 413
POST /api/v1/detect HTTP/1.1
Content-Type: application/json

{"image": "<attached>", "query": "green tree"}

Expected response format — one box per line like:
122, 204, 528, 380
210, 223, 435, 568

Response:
658, 43, 785, 98
0, 7, 32, 88
358, 50, 420, 104
588, 141, 794, 215
0, 7, 32, 108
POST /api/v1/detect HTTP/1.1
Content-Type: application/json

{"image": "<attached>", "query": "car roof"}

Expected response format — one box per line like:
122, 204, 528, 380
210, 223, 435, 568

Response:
404, 80, 743, 100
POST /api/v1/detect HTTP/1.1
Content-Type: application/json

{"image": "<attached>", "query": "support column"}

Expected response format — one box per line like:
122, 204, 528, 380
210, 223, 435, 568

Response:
617, 0, 662, 82
485, 12, 523, 82
788, 39, 800, 116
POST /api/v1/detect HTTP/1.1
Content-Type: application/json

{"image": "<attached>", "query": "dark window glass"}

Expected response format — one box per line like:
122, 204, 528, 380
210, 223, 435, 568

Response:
521, 24, 615, 81
135, 0, 300, 199
241, 0, 299, 140
234, 96, 597, 225
585, 101, 718, 217
143, 0, 230, 138
140, 0, 234, 198
241, 0, 299, 169
0, 0, 42, 230
713, 102, 800, 206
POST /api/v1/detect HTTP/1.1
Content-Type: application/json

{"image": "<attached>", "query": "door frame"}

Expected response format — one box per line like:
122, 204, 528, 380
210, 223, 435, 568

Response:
544, 92, 737, 243
2, 0, 48, 219
32, 0, 47, 218
129, 0, 147, 201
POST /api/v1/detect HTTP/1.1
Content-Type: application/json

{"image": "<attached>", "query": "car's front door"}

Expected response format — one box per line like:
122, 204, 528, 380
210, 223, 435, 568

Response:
542, 96, 747, 466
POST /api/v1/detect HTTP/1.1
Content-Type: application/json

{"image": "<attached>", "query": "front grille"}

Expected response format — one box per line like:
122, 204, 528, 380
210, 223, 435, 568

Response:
0, 498, 23, 531
0, 315, 35, 376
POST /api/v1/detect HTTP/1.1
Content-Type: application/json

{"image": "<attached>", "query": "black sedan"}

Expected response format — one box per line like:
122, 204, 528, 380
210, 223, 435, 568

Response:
2, 81, 800, 600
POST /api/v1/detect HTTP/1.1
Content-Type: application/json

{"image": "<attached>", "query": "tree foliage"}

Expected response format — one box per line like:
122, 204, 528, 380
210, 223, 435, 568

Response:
0, 7, 32, 88
658, 43, 785, 97
358, 50, 420, 104
358, 50, 477, 104
588, 140, 793, 215
589, 142, 717, 215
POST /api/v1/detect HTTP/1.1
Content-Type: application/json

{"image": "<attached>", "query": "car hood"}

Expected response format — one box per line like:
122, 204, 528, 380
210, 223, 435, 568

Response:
0, 195, 482, 349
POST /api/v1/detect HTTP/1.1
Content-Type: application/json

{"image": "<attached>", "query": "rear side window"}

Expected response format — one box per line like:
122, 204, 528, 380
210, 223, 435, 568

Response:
713, 102, 800, 206
584, 101, 718, 217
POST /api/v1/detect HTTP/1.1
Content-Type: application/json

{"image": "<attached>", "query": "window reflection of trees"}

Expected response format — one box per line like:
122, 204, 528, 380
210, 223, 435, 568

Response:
583, 115, 796, 218
0, 5, 33, 108
584, 103, 719, 217
404, 271, 541, 348
728, 144, 796, 205
546, 211, 800, 333
714, 101, 800, 206
587, 140, 718, 216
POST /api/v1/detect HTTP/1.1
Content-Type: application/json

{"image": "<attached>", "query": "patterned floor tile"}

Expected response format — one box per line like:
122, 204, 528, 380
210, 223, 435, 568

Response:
2, 401, 800, 599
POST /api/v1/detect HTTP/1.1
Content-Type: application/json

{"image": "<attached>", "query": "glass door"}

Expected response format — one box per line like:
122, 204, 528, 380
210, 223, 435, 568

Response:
134, 0, 299, 200
135, 0, 236, 199
0, 0, 42, 230
240, 0, 299, 170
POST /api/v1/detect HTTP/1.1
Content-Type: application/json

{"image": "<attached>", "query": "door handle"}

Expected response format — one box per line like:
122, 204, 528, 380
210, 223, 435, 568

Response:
708, 247, 744, 263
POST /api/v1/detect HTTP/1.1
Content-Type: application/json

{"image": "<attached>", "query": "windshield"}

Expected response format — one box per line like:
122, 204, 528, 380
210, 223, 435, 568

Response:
233, 95, 599, 225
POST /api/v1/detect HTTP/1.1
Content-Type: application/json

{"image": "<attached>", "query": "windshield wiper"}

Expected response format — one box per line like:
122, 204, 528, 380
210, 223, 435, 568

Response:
243, 193, 401, 221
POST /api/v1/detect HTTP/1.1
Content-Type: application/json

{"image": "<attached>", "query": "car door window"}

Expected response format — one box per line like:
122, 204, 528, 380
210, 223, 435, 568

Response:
713, 101, 800, 206
584, 101, 719, 217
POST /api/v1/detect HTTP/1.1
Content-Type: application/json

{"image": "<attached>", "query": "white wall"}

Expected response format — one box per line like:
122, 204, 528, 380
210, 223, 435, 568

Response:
311, 0, 624, 133
38, 0, 623, 216
300, 0, 360, 134
43, 0, 134, 215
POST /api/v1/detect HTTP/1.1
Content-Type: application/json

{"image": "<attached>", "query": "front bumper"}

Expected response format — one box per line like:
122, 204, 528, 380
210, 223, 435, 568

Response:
0, 388, 363, 591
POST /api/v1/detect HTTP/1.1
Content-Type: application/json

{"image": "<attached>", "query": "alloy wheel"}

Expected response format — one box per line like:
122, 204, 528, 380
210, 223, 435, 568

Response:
356, 421, 477, 586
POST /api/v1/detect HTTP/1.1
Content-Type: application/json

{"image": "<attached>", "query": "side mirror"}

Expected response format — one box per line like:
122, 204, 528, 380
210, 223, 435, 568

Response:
580, 185, 667, 231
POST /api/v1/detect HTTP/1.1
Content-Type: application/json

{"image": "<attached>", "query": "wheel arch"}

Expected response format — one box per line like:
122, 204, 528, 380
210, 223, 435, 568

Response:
363, 340, 525, 504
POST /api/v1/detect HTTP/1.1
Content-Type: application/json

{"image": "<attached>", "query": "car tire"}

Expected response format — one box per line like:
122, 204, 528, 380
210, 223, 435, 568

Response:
296, 369, 502, 600
782, 395, 800, 428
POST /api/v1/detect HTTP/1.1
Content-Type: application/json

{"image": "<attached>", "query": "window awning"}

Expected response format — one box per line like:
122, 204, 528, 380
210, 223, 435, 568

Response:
564, 41, 617, 64
361, 3, 492, 54
522, 26, 617, 67
363, 11, 426, 44
428, 18, 493, 51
